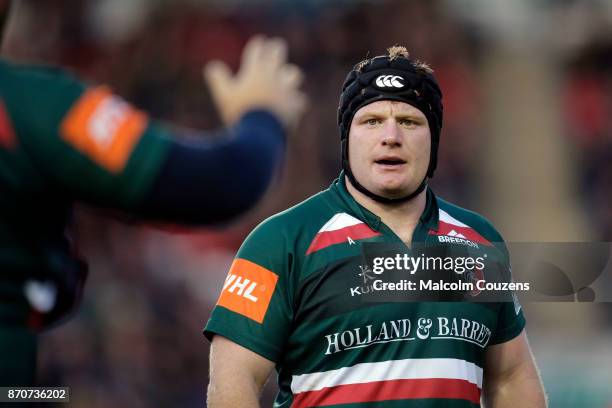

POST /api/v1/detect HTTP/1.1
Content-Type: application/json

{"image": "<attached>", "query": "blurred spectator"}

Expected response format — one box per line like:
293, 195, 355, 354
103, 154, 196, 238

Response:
564, 38, 612, 239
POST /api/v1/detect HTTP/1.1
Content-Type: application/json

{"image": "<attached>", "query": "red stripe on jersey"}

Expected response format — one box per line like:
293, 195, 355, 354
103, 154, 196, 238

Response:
429, 221, 493, 246
291, 377, 481, 407
306, 223, 381, 255
0, 100, 17, 149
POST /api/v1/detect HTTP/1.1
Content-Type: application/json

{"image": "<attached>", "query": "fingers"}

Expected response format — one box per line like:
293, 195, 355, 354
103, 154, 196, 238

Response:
204, 34, 307, 128
240, 35, 265, 73
280, 64, 304, 89
264, 37, 288, 69
241, 36, 288, 76
203, 61, 233, 99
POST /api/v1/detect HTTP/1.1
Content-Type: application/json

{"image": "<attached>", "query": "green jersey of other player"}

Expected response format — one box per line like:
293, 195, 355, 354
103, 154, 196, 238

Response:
0, 61, 170, 328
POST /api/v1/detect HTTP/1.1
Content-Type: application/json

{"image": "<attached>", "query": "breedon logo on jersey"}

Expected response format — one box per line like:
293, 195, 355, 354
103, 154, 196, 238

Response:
429, 209, 492, 248
216, 258, 278, 324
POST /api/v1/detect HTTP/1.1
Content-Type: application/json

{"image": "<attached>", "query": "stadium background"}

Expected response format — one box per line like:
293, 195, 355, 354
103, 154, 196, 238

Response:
3, 0, 611, 406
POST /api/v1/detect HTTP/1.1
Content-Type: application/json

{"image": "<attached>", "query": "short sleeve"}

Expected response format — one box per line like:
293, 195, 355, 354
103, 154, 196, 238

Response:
8, 65, 170, 208
489, 240, 526, 345
489, 293, 525, 345
204, 217, 294, 362
472, 217, 526, 346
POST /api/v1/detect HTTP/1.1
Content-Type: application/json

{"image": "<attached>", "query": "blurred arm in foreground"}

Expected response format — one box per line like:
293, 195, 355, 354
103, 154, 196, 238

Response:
0, 0, 306, 386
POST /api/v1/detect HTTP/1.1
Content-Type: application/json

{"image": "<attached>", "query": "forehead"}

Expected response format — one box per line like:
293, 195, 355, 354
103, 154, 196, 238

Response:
354, 100, 425, 118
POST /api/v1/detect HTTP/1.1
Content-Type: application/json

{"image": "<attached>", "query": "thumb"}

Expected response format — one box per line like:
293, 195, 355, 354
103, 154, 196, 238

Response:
203, 61, 233, 99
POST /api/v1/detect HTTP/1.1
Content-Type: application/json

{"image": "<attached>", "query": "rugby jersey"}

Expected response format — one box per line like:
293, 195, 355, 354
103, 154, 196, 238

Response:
205, 173, 525, 407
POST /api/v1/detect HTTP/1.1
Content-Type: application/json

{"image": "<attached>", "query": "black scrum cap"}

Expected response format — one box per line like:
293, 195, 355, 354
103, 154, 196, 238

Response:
338, 48, 443, 180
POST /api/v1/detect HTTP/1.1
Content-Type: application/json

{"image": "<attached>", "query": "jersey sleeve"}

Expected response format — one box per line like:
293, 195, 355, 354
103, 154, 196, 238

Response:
204, 216, 295, 362
459, 208, 526, 346
9, 65, 171, 209
489, 238, 526, 345
489, 292, 525, 345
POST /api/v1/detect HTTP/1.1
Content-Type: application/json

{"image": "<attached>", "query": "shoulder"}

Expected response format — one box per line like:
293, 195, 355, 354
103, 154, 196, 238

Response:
0, 60, 86, 129
0, 59, 81, 85
239, 188, 336, 254
246, 188, 335, 239
0, 60, 85, 100
435, 196, 505, 244
435, 196, 511, 265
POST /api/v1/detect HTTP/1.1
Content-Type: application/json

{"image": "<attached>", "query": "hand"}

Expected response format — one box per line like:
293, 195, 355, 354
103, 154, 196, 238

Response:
204, 35, 307, 130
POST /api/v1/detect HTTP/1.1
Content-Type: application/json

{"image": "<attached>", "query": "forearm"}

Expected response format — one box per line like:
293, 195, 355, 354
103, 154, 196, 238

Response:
140, 109, 286, 224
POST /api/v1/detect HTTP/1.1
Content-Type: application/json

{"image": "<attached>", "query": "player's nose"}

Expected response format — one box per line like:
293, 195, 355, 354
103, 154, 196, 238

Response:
381, 121, 402, 146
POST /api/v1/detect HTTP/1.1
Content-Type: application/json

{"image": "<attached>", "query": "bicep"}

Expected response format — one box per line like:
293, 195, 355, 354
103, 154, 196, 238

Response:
485, 330, 535, 380
483, 330, 543, 406
209, 335, 275, 394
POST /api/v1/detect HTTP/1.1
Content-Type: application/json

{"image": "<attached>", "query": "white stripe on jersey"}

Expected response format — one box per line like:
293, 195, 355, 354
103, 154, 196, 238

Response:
291, 357, 483, 394
318, 213, 364, 232
439, 209, 470, 228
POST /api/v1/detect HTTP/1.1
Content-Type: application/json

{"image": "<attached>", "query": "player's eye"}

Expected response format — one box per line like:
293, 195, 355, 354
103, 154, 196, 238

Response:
366, 118, 381, 126
399, 118, 416, 126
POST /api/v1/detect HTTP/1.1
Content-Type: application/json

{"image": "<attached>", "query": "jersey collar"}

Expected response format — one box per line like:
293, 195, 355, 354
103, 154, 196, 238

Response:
329, 171, 439, 240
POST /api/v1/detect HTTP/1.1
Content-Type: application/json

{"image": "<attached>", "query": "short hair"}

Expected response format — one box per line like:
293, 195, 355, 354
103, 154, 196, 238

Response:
356, 46, 434, 75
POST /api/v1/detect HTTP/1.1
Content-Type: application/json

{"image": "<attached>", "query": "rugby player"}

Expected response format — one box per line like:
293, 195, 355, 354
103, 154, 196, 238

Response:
205, 47, 547, 407
0, 0, 306, 385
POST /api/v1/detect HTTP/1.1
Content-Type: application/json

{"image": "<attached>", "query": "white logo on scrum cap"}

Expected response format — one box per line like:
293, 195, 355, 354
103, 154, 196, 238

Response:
375, 75, 404, 88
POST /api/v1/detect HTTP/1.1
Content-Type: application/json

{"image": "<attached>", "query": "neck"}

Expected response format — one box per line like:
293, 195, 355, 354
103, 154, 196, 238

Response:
345, 176, 427, 244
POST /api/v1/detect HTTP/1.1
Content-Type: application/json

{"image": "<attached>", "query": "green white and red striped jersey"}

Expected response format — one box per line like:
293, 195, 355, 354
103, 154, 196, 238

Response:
205, 174, 525, 407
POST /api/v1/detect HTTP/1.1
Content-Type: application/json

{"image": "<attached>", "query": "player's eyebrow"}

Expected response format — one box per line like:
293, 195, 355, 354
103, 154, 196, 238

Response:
356, 111, 387, 120
356, 110, 424, 121
394, 112, 426, 122
354, 107, 393, 119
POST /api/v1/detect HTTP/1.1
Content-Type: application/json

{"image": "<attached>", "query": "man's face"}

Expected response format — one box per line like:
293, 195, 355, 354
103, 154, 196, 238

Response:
347, 100, 430, 199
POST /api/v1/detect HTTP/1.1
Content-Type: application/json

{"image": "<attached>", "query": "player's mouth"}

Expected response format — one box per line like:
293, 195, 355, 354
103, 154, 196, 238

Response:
374, 156, 407, 169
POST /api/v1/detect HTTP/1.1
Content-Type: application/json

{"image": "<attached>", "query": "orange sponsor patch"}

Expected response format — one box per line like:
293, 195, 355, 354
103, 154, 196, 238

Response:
217, 258, 279, 324
60, 86, 148, 173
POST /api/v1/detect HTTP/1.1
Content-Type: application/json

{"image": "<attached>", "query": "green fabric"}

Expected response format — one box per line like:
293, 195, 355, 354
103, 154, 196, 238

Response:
0, 326, 37, 386
0, 60, 170, 208
205, 174, 525, 407
0, 59, 171, 328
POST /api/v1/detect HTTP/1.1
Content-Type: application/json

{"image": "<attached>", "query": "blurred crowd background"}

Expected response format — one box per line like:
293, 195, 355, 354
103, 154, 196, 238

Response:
3, 0, 612, 406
